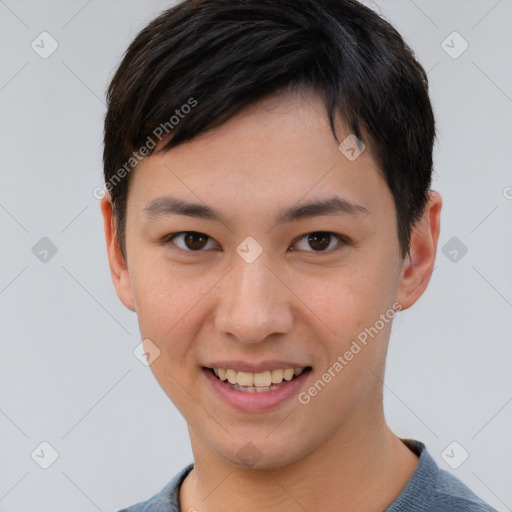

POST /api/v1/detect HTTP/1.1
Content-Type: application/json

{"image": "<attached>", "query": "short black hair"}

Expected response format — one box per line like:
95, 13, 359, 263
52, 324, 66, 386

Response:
103, 0, 436, 259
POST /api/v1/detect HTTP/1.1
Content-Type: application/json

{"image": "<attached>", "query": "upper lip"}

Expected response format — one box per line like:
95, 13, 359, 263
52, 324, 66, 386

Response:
204, 361, 311, 373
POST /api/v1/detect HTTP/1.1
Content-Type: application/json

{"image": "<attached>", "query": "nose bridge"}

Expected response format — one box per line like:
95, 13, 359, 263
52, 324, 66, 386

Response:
214, 252, 293, 343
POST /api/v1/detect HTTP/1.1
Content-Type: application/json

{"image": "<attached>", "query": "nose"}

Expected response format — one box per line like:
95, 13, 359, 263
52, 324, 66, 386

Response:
214, 254, 294, 345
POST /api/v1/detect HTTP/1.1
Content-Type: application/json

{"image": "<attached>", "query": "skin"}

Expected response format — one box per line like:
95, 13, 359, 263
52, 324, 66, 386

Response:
101, 88, 442, 512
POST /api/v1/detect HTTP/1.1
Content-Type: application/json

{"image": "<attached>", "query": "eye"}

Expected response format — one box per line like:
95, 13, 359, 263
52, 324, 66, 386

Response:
162, 231, 348, 254
292, 231, 347, 253
163, 231, 218, 252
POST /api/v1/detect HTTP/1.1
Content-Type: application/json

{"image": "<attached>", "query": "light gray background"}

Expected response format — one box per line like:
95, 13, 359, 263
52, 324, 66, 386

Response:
1, 1, 511, 511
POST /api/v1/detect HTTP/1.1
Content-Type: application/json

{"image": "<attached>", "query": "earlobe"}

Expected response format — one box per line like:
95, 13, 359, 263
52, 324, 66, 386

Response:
100, 194, 136, 312
396, 191, 442, 310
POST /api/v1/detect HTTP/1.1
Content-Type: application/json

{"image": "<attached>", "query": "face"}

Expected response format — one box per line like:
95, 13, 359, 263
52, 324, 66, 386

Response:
102, 88, 438, 470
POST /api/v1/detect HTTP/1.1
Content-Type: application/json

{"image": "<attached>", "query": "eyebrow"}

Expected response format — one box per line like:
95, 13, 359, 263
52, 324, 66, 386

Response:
143, 195, 369, 225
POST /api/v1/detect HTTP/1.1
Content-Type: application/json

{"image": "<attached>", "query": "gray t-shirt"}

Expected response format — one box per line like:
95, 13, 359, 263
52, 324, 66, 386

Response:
116, 439, 497, 511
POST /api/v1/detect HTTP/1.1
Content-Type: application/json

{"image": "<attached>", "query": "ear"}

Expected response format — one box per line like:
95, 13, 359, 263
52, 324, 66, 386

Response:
396, 190, 442, 310
100, 194, 136, 312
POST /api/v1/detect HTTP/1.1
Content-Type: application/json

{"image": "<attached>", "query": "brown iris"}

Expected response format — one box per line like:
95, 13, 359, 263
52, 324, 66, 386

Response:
182, 232, 209, 250
306, 232, 332, 251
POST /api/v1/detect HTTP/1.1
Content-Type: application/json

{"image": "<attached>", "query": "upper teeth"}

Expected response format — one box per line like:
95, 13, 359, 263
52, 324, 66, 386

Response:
213, 368, 305, 387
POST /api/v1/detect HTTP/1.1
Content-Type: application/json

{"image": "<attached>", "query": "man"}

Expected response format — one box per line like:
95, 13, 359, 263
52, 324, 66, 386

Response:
101, 0, 497, 510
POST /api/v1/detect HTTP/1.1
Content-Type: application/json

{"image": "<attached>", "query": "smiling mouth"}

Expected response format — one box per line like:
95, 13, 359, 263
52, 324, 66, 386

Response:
205, 366, 312, 393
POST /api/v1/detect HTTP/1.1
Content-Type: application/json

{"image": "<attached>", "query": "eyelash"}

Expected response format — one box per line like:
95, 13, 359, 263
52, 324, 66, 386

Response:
161, 231, 349, 254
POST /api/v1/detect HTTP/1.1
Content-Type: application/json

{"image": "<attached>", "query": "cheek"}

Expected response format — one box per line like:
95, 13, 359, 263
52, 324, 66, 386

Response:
130, 260, 219, 363
297, 268, 395, 420
130, 256, 189, 327
130, 264, 206, 409
295, 261, 397, 338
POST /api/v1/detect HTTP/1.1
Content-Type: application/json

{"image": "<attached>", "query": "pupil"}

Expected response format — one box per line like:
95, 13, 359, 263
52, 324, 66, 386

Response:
308, 232, 330, 251
185, 232, 207, 250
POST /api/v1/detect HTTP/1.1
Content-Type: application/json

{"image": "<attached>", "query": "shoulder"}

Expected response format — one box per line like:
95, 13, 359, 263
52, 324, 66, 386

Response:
386, 439, 497, 512
114, 463, 194, 512
431, 466, 497, 511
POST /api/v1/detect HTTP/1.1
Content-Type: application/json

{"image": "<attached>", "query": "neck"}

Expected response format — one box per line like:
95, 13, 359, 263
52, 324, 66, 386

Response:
179, 411, 419, 512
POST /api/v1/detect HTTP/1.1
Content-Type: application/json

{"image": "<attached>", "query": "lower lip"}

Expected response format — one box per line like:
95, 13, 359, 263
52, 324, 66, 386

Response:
202, 367, 311, 413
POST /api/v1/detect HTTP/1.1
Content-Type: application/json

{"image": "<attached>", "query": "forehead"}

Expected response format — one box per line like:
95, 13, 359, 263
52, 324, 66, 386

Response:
126, 88, 392, 224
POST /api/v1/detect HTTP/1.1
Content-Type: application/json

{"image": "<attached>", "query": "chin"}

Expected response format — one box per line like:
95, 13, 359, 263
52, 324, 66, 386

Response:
215, 437, 309, 471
